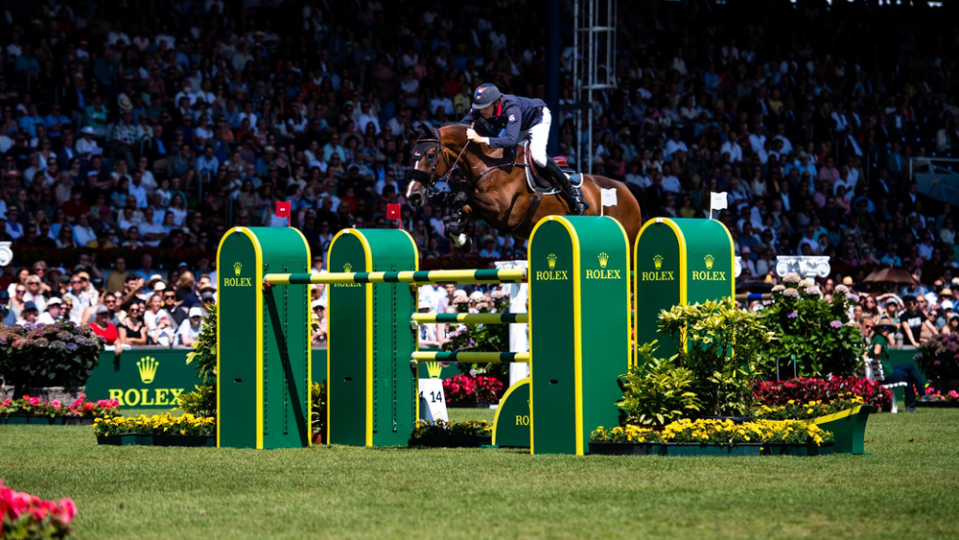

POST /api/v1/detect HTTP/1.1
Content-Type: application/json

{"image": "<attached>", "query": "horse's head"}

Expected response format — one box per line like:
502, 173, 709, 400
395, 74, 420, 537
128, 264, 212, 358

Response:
406, 125, 452, 208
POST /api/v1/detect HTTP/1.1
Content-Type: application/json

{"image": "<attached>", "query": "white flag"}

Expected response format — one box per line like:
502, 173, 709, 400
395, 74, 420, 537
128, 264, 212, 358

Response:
710, 192, 728, 212
601, 188, 618, 207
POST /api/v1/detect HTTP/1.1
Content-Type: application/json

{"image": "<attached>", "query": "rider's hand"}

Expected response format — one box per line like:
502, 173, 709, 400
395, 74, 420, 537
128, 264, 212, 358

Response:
466, 127, 488, 145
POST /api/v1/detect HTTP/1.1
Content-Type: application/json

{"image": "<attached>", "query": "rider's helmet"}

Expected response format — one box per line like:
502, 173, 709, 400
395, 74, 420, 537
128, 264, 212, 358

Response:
471, 83, 502, 110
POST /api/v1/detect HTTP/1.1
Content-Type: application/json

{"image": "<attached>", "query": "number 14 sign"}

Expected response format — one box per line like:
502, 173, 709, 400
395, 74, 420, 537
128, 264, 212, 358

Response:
418, 378, 448, 422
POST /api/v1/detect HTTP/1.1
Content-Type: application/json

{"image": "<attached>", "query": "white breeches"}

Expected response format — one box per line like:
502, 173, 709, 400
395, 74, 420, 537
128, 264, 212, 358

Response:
529, 107, 552, 167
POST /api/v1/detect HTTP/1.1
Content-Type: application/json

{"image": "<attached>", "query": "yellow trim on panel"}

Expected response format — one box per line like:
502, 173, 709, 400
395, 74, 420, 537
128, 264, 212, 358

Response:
491, 378, 531, 446
716, 220, 737, 299
290, 226, 313, 447
527, 216, 552, 455
216, 227, 265, 449
357, 232, 375, 447
635, 219, 688, 354
400, 227, 420, 425
813, 405, 862, 425
542, 216, 584, 455
605, 216, 633, 405
214, 228, 236, 447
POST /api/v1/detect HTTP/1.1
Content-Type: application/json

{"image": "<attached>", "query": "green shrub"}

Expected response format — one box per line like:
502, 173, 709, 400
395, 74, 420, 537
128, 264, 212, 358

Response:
658, 298, 775, 417
178, 307, 217, 417
618, 341, 700, 426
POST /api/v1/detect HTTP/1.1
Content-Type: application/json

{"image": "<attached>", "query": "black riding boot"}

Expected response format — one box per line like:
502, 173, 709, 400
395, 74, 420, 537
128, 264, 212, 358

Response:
541, 159, 588, 215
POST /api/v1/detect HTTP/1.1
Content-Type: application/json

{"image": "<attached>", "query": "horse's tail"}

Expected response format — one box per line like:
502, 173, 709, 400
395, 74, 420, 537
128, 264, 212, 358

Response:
624, 182, 654, 226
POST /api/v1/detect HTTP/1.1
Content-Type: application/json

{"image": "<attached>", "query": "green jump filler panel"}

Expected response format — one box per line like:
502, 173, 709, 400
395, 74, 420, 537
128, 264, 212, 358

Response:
326, 229, 418, 447
216, 227, 312, 449
633, 218, 735, 358
529, 216, 630, 456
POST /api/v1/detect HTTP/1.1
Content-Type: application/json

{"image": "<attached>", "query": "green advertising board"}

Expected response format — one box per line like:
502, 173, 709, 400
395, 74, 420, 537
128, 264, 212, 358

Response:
634, 218, 735, 358
326, 228, 418, 447
85, 349, 200, 408
528, 216, 630, 455
216, 227, 312, 449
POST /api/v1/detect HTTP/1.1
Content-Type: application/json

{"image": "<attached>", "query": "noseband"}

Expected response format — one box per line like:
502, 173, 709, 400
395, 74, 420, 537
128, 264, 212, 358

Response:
410, 128, 470, 198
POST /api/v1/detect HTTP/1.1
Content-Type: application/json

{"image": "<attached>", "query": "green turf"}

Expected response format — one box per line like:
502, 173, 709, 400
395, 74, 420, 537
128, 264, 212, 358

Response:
1, 408, 956, 540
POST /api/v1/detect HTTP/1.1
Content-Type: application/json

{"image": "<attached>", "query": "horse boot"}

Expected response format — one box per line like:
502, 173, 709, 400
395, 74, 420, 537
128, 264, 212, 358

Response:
541, 159, 589, 215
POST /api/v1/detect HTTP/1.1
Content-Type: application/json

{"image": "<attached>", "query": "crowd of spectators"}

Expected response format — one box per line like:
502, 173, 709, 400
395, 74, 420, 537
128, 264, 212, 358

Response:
0, 0, 958, 345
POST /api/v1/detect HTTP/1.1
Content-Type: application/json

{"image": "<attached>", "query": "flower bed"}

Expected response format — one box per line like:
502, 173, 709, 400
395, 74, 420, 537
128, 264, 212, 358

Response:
753, 377, 891, 411
1, 479, 76, 539
753, 397, 866, 420
0, 322, 104, 397
93, 414, 215, 446
442, 375, 504, 406
918, 388, 959, 408
914, 333, 959, 381
409, 419, 492, 447
589, 419, 833, 456
0, 395, 119, 425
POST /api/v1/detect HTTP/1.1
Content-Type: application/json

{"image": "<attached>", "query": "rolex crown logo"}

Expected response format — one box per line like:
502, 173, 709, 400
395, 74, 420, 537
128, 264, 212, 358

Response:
233, 261, 242, 276
704, 254, 715, 270
343, 262, 353, 273
598, 252, 609, 269
426, 361, 442, 379
137, 356, 158, 384
653, 254, 664, 270
547, 253, 557, 270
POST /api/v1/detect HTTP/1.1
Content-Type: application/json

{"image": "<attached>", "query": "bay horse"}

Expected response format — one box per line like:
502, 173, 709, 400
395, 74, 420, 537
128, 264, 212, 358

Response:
406, 124, 648, 252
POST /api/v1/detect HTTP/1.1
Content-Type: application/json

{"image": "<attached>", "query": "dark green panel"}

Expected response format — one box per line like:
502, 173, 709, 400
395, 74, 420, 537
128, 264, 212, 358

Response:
311, 348, 326, 385
574, 217, 630, 453
362, 230, 417, 446
217, 230, 260, 448
492, 379, 530, 448
676, 219, 734, 304
84, 349, 200, 408
634, 223, 682, 357
328, 233, 371, 446
529, 220, 576, 455
256, 227, 311, 449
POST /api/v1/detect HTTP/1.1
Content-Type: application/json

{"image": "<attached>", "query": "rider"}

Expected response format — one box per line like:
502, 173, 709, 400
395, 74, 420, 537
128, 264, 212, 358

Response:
461, 83, 588, 215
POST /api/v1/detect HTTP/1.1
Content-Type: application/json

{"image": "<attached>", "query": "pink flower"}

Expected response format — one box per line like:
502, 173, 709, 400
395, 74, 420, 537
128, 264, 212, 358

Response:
51, 400, 62, 410
949, 390, 959, 399
58, 498, 77, 522
926, 387, 936, 395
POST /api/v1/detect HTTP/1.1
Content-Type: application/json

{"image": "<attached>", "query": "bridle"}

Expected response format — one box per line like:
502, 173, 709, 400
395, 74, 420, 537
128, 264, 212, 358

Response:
409, 128, 471, 198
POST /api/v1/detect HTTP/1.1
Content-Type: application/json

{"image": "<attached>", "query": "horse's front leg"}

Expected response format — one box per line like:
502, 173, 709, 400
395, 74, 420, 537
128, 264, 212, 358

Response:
443, 192, 474, 252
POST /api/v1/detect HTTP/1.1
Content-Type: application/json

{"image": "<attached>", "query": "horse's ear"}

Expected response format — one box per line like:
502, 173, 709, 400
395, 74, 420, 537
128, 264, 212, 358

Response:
421, 124, 434, 139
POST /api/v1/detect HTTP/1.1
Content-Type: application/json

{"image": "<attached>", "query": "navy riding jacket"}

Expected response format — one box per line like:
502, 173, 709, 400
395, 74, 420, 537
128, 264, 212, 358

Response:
460, 94, 547, 149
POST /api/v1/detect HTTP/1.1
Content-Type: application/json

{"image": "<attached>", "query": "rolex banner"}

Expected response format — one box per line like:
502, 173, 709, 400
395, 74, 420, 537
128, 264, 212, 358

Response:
634, 218, 735, 358
84, 349, 201, 408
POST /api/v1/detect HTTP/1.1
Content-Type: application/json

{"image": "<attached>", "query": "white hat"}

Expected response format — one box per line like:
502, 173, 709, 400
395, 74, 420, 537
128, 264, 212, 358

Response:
453, 289, 468, 299
188, 306, 204, 318
943, 300, 955, 310
469, 291, 485, 302
417, 299, 432, 310
153, 281, 167, 292
311, 299, 325, 310
925, 292, 938, 305
80, 126, 95, 135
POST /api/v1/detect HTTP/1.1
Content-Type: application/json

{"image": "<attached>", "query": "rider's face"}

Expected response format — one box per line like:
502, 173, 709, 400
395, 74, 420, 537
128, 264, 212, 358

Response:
478, 106, 495, 119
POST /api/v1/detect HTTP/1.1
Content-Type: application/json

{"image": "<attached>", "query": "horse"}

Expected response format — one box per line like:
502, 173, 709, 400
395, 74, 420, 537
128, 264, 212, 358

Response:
406, 124, 648, 252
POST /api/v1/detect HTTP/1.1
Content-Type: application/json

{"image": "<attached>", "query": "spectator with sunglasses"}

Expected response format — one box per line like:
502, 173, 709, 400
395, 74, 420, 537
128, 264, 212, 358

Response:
118, 301, 148, 347
158, 289, 188, 328
63, 274, 93, 325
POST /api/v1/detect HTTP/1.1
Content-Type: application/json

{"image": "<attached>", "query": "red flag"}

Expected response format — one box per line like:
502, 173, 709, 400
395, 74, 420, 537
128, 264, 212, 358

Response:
387, 203, 401, 221
275, 200, 291, 227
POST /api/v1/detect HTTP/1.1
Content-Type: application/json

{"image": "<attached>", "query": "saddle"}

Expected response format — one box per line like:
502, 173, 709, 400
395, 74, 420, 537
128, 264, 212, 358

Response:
520, 140, 583, 194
